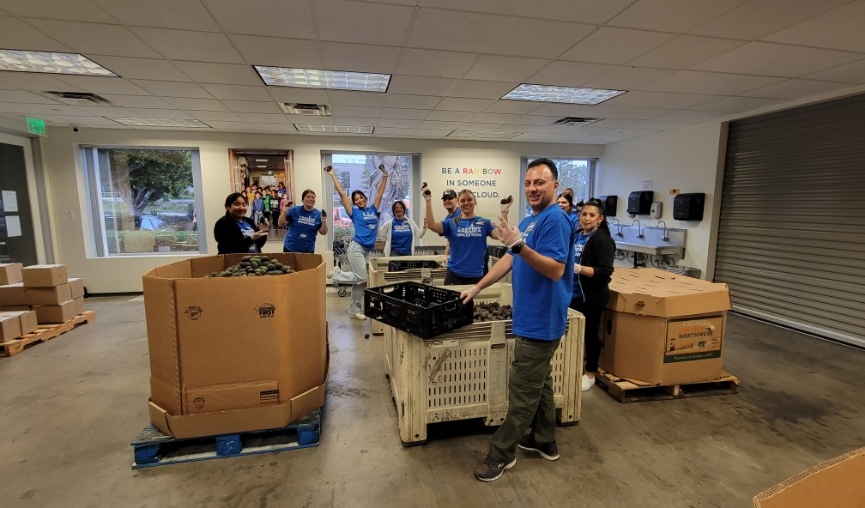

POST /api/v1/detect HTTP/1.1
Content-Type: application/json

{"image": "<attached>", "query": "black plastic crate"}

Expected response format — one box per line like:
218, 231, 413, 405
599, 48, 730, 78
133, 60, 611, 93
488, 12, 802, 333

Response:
387, 260, 442, 272
364, 282, 473, 339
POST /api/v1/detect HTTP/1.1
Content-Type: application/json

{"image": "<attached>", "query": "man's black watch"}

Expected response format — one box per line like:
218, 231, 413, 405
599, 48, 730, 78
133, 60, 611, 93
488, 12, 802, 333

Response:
510, 241, 524, 255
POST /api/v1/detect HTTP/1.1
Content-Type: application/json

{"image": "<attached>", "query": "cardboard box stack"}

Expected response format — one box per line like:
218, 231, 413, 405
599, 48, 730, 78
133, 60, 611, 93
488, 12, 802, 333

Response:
0, 263, 40, 341
600, 268, 732, 386
142, 253, 328, 439
19, 264, 86, 324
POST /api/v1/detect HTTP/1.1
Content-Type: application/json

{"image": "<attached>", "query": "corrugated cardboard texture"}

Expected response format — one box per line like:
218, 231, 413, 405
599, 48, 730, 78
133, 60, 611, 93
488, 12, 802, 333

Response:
18, 310, 38, 334
22, 264, 68, 288
25, 284, 72, 305
34, 300, 79, 324
0, 263, 23, 285
184, 380, 279, 415
0, 283, 26, 306
68, 278, 85, 299
0, 313, 23, 341
608, 268, 731, 317
753, 447, 865, 508
143, 276, 183, 414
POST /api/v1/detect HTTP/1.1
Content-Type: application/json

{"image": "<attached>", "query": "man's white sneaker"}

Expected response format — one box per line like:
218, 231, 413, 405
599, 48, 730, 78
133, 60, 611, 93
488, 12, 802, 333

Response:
581, 374, 596, 391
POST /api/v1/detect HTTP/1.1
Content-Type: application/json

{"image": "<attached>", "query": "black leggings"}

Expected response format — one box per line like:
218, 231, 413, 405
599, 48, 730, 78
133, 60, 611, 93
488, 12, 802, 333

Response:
570, 293, 608, 373
444, 269, 482, 286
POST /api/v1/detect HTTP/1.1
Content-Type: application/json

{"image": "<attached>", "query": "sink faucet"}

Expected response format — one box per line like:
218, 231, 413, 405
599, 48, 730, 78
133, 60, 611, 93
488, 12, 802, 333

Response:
610, 218, 623, 237
632, 219, 643, 239
657, 220, 669, 241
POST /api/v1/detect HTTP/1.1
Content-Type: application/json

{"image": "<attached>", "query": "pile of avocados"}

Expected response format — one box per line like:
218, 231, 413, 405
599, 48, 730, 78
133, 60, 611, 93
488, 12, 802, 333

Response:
206, 255, 295, 278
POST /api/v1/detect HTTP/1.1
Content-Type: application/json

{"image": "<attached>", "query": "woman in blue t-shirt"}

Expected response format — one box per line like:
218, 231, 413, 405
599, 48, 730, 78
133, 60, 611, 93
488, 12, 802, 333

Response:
279, 189, 329, 253
326, 164, 388, 320
379, 200, 426, 256
424, 188, 502, 285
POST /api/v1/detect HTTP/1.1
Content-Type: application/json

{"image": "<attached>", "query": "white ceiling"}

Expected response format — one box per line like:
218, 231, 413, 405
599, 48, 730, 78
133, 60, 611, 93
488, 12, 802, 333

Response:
1, 0, 864, 144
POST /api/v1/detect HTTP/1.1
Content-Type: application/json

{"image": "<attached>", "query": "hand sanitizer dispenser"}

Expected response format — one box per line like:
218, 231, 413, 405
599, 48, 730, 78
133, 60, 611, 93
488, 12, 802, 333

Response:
649, 202, 662, 219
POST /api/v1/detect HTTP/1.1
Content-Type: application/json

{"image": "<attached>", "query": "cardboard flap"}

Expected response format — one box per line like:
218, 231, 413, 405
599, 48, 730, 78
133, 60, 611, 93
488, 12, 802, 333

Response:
754, 447, 865, 508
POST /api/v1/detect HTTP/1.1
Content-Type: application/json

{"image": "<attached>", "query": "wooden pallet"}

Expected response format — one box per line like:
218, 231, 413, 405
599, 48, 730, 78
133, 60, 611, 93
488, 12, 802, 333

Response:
596, 368, 739, 403
131, 407, 322, 468
0, 311, 96, 357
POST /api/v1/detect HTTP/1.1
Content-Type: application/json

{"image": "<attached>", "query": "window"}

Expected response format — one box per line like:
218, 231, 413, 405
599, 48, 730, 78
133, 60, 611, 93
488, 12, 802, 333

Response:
520, 157, 596, 216
322, 153, 418, 248
82, 147, 204, 256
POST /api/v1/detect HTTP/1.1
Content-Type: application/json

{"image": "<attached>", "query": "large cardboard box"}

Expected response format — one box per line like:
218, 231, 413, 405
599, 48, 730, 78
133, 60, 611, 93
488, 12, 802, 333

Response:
25, 283, 73, 305
34, 299, 79, 324
601, 268, 732, 385
0, 263, 23, 285
753, 447, 865, 507
22, 264, 68, 288
143, 253, 328, 439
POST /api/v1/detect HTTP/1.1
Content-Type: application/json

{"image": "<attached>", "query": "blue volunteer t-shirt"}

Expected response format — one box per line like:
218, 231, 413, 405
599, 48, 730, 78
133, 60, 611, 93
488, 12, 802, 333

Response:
571, 230, 593, 299
283, 206, 322, 253
351, 205, 380, 249
390, 217, 413, 255
441, 216, 494, 278
236, 220, 260, 253
512, 203, 574, 340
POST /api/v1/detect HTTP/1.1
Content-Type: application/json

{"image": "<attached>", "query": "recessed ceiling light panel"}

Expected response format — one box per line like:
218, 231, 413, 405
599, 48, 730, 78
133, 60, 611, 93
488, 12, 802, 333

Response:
0, 50, 116, 76
110, 118, 210, 128
255, 66, 390, 92
503, 84, 625, 105
294, 124, 374, 134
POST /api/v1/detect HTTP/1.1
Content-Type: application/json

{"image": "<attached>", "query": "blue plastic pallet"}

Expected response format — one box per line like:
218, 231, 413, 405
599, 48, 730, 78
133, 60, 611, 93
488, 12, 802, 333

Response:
131, 407, 321, 468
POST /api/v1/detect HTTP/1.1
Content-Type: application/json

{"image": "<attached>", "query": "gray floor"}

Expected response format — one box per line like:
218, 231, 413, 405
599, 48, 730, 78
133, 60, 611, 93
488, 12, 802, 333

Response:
1, 291, 864, 508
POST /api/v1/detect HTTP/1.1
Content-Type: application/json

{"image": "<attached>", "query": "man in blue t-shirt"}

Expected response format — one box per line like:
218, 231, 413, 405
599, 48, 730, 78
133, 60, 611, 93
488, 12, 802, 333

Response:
460, 158, 574, 482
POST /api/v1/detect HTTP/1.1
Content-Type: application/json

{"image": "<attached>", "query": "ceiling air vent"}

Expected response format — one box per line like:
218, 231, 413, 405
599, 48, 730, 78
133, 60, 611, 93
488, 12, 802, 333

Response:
43, 91, 112, 105
553, 117, 600, 126
279, 103, 332, 116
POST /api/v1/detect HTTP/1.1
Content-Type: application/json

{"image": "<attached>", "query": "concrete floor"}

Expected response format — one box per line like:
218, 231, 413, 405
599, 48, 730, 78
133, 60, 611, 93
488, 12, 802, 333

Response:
1, 291, 864, 508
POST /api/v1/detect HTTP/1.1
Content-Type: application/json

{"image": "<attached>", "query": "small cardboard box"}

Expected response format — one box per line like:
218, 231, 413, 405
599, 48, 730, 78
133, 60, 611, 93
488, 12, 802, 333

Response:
22, 264, 68, 288
184, 380, 280, 415
753, 447, 865, 507
143, 253, 328, 438
73, 296, 85, 315
0, 263, 23, 285
34, 300, 79, 324
0, 283, 26, 306
25, 283, 73, 305
0, 312, 23, 341
68, 278, 85, 299
601, 268, 732, 385
17, 310, 39, 334
0, 305, 31, 312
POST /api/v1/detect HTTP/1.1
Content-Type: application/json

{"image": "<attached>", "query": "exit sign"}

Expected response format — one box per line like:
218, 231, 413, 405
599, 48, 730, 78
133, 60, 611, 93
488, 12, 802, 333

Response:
26, 116, 47, 136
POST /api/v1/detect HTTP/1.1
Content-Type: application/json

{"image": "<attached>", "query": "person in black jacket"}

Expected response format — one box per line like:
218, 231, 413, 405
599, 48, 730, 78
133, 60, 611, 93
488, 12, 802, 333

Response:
570, 198, 616, 391
214, 192, 269, 254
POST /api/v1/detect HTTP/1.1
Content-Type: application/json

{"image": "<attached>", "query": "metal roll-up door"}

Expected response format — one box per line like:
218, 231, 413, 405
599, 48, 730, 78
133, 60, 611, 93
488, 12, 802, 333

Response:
715, 93, 865, 348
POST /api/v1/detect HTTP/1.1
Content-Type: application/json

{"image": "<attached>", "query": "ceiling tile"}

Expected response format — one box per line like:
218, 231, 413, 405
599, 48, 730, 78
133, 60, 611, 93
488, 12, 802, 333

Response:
240, 113, 289, 124
627, 35, 748, 70
204, 0, 316, 39
740, 79, 853, 100
331, 105, 382, 117
642, 70, 784, 95
411, 129, 452, 138
48, 116, 126, 127
222, 100, 283, 113
559, 27, 675, 64
377, 118, 422, 129
609, 0, 749, 32
486, 18, 596, 59
764, 2, 865, 53
0, 90, 62, 104
692, 42, 863, 77
803, 58, 865, 84
436, 97, 494, 112
656, 109, 726, 122
584, 66, 676, 90
204, 120, 250, 130
89, 57, 191, 82
691, 0, 852, 40
0, 0, 117, 23
131, 81, 213, 99
389, 76, 456, 96
447, 80, 514, 100
73, 105, 136, 117
482, 100, 543, 114
0, 17, 70, 52
374, 127, 416, 137
285, 115, 332, 125
125, 108, 192, 119
416, 120, 462, 130
0, 103, 87, 115
264, 87, 330, 104
528, 61, 617, 87
187, 110, 243, 122
385, 94, 442, 109
176, 62, 263, 85
320, 43, 401, 74
244, 122, 296, 133
328, 91, 388, 107
692, 96, 783, 112
381, 108, 430, 120
315, 0, 414, 46
623, 119, 692, 131
407, 9, 510, 53
459, 122, 508, 130
163, 97, 230, 111
605, 91, 722, 108
100, 95, 175, 108
426, 110, 474, 121
396, 49, 479, 79
512, 0, 636, 24
510, 115, 562, 126
56, 76, 150, 95
231, 36, 322, 69
130, 28, 244, 63
92, 0, 221, 31
329, 117, 378, 127
0, 72, 85, 92
464, 55, 549, 82
201, 84, 271, 101
419, 0, 523, 15
24, 19, 159, 58
469, 112, 522, 124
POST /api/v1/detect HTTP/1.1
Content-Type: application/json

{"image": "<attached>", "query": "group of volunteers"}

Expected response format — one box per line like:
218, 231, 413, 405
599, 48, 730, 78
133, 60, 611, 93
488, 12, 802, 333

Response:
214, 158, 615, 482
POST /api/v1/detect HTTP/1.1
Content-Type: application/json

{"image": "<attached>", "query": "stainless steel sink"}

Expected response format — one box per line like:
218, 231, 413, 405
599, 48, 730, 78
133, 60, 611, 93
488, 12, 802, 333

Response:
615, 241, 684, 257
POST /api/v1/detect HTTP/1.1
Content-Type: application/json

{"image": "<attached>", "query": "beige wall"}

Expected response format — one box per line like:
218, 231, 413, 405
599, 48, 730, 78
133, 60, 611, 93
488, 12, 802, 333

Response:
39, 129, 603, 292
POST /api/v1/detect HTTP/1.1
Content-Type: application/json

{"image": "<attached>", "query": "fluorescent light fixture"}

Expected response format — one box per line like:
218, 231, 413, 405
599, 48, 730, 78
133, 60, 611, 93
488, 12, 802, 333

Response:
255, 66, 390, 92
503, 84, 626, 105
110, 118, 211, 128
0, 50, 116, 76
448, 130, 522, 139
294, 124, 374, 134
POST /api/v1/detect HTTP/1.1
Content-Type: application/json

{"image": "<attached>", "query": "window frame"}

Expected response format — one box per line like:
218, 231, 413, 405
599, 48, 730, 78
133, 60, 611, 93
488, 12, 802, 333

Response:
519, 156, 597, 216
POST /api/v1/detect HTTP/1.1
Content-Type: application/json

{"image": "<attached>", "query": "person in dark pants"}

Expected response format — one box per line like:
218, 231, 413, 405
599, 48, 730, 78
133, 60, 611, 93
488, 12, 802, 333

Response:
569, 198, 616, 391
213, 192, 269, 254
460, 158, 575, 482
